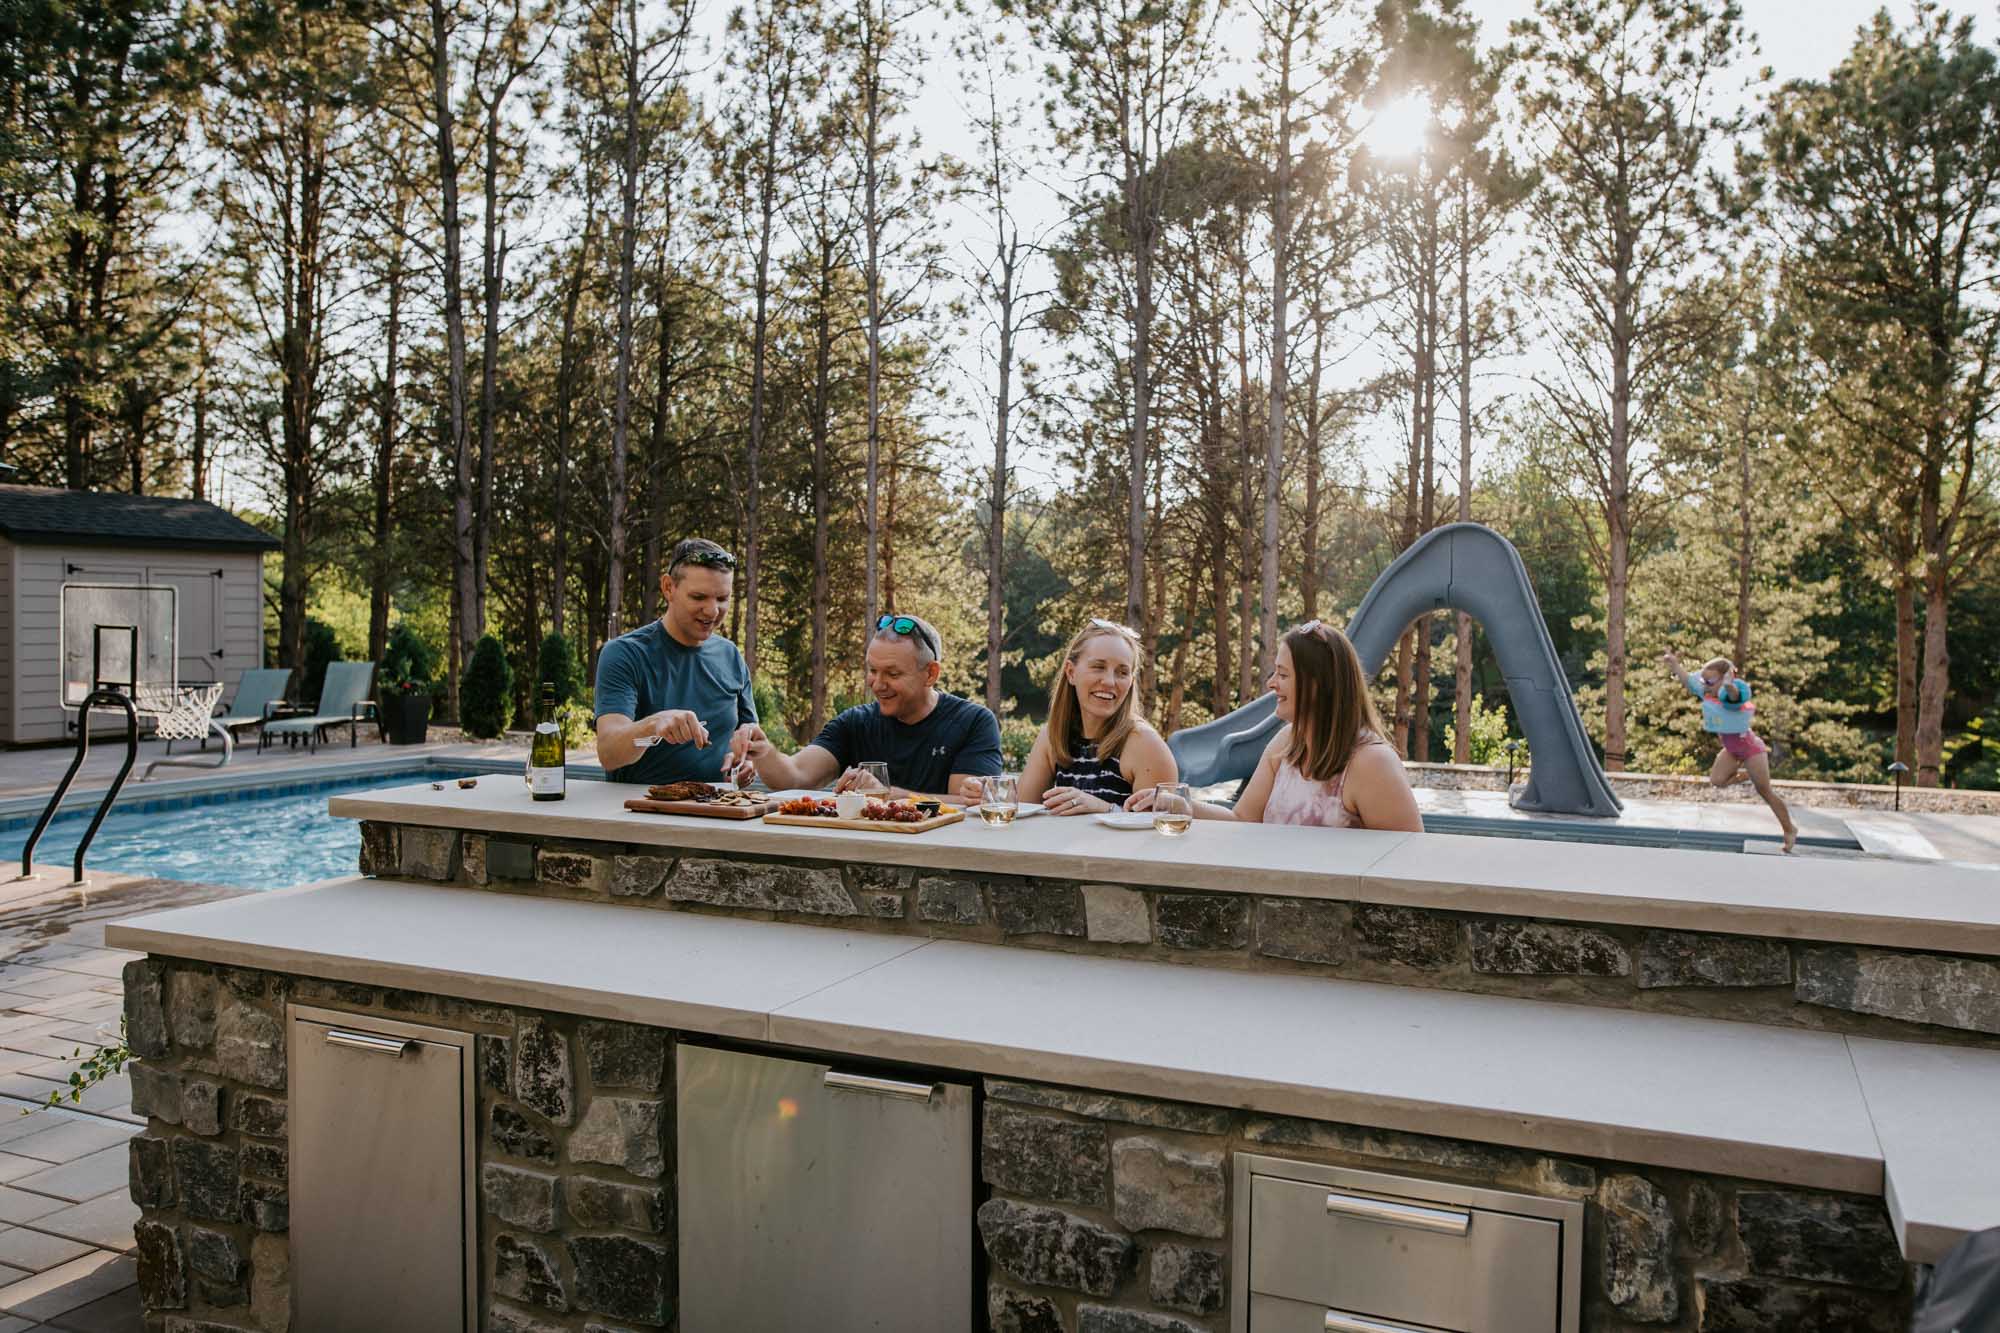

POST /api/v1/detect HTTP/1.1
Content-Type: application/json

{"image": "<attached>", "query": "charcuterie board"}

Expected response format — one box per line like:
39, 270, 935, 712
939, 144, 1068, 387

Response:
763, 800, 965, 835
623, 797, 771, 820
622, 784, 772, 820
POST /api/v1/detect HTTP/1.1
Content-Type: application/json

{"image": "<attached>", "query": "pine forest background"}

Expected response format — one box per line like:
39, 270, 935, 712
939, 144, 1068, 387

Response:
4, 0, 1998, 785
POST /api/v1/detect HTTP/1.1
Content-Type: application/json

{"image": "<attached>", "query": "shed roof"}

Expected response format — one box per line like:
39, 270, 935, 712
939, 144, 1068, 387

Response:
0, 484, 281, 552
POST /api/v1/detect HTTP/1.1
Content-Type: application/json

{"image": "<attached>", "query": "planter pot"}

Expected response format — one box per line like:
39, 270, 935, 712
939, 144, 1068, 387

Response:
382, 692, 433, 745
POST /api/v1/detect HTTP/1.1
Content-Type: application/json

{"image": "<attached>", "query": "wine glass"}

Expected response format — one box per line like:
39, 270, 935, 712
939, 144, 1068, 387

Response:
858, 761, 890, 793
978, 774, 1019, 827
1152, 782, 1193, 836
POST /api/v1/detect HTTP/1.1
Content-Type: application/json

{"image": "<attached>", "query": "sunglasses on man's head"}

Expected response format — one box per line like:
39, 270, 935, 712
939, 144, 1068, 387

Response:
876, 614, 940, 658
673, 549, 737, 572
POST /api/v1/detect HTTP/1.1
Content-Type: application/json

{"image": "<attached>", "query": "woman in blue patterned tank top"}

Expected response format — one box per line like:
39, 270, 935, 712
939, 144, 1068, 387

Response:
1020, 620, 1178, 815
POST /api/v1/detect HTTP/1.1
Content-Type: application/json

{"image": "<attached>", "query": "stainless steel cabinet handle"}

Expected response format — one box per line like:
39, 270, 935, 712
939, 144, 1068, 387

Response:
325, 1029, 415, 1057
822, 1070, 937, 1101
1324, 1191, 1472, 1236
1325, 1310, 1434, 1333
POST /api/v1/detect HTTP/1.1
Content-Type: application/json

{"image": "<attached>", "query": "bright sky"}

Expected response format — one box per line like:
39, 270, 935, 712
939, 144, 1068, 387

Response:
898, 0, 1937, 497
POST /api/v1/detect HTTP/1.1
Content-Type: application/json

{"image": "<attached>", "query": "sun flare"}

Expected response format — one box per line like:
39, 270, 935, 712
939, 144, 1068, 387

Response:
1365, 91, 1433, 161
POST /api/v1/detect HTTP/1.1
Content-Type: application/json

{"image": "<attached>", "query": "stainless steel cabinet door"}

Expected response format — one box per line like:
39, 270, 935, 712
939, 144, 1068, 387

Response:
677, 1045, 974, 1332
289, 1006, 476, 1332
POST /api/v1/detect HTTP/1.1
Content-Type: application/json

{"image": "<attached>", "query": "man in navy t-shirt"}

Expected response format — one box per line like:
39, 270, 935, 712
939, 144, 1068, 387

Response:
739, 613, 1003, 801
594, 538, 758, 785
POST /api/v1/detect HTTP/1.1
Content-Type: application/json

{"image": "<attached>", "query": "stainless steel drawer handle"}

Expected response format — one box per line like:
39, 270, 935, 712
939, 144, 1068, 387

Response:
1325, 1310, 1433, 1333
822, 1070, 937, 1101
1324, 1191, 1472, 1236
325, 1029, 415, 1057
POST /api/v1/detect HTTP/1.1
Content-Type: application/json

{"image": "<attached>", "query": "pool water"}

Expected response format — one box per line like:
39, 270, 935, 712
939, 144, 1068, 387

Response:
0, 769, 487, 890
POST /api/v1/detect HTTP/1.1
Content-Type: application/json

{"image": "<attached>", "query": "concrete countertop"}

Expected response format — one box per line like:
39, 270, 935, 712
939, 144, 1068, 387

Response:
105, 876, 2000, 1259
328, 778, 2000, 955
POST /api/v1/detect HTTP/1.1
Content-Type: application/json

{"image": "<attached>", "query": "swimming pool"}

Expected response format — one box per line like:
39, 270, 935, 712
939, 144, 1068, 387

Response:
0, 764, 515, 889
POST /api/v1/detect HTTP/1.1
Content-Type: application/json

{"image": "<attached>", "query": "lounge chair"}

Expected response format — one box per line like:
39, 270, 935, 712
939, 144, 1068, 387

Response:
262, 661, 379, 753
211, 668, 293, 745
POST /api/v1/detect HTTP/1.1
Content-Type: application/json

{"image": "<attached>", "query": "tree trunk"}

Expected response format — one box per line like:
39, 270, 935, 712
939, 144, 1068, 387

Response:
1125, 139, 1152, 632
430, 0, 475, 712
861, 0, 884, 648
1391, 626, 1414, 756
1165, 569, 1197, 734
605, 0, 644, 643
987, 236, 1016, 715
1301, 308, 1324, 622
1235, 253, 1256, 703
370, 204, 406, 663
642, 244, 675, 623
1894, 570, 1917, 768
809, 238, 834, 735
550, 202, 596, 641
1733, 397, 1753, 669
1453, 180, 1473, 763
1260, 29, 1292, 680
1603, 218, 1635, 771
476, 99, 505, 635
743, 106, 780, 676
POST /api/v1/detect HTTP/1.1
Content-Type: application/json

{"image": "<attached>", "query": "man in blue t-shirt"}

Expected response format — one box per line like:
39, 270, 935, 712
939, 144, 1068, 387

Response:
594, 538, 759, 785
739, 613, 1003, 801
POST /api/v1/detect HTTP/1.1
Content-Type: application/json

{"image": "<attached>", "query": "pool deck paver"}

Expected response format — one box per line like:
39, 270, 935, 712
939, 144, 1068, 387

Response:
0, 873, 234, 1333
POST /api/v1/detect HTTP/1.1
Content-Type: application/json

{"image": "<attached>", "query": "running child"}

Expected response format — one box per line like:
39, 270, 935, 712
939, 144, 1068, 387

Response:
1662, 650, 1797, 852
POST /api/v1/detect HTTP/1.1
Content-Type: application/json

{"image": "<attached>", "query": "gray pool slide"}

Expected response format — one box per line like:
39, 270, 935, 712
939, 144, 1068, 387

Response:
1167, 523, 1623, 818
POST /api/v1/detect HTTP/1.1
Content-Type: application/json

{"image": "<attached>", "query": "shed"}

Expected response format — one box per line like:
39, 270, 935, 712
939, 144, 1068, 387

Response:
0, 485, 280, 745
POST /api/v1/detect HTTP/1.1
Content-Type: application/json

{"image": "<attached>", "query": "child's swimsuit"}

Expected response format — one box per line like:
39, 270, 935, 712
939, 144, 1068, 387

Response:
1684, 673, 1766, 759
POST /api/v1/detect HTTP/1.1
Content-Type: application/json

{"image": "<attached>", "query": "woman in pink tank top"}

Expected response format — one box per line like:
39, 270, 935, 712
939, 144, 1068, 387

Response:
1131, 622, 1422, 832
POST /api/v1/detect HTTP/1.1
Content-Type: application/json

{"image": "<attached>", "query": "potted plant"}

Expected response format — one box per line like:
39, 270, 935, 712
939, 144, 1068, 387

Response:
378, 623, 439, 745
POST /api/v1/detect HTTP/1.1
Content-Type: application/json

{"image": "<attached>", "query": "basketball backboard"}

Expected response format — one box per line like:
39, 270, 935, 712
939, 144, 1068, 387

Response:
61, 584, 176, 707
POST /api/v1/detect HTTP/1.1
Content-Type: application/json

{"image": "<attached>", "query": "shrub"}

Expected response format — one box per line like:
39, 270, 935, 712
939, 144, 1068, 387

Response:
460, 634, 515, 738
556, 699, 596, 751
379, 622, 439, 694
999, 716, 1037, 770
301, 618, 339, 706
1442, 694, 1524, 768
538, 631, 582, 706
752, 676, 798, 751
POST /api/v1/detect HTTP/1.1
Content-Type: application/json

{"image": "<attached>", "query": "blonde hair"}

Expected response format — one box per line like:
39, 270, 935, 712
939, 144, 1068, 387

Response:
1046, 620, 1144, 768
1702, 657, 1735, 677
1282, 622, 1386, 784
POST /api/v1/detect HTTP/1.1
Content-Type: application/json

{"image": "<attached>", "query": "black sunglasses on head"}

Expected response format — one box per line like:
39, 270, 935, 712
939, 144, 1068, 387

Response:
876, 614, 940, 658
672, 548, 737, 573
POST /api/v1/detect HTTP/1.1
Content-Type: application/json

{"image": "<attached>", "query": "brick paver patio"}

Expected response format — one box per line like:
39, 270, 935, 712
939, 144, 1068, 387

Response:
0, 868, 241, 1332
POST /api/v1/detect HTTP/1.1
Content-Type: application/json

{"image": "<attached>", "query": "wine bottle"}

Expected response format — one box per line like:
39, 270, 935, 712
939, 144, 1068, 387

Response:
530, 683, 566, 801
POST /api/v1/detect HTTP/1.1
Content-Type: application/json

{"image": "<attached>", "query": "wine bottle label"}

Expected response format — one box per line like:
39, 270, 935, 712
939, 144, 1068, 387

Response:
529, 766, 565, 795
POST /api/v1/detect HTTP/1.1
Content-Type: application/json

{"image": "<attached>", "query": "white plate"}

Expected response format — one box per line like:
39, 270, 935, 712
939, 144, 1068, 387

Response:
1092, 811, 1157, 831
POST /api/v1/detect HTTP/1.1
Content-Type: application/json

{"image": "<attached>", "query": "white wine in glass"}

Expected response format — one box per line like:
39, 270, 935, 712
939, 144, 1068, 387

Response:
979, 774, 1019, 826
1153, 782, 1193, 836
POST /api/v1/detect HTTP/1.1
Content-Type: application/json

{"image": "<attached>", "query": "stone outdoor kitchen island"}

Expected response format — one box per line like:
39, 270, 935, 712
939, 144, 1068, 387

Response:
109, 777, 2000, 1332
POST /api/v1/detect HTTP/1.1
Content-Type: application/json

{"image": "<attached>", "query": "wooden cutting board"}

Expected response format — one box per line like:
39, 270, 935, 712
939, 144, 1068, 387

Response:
623, 796, 772, 820
762, 808, 966, 835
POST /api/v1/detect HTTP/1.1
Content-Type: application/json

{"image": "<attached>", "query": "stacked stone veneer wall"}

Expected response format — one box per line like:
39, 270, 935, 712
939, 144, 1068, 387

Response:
122, 952, 1916, 1333
977, 1078, 1913, 1333
121, 956, 674, 1333
361, 821, 2000, 1048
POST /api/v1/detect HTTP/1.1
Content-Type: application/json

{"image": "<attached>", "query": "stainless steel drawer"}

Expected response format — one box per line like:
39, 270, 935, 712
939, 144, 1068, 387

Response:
1250, 1177, 1559, 1330
1249, 1292, 1459, 1333
1233, 1156, 1583, 1333
289, 1005, 477, 1332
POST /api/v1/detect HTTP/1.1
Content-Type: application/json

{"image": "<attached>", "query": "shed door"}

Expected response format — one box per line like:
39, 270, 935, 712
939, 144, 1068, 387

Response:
146, 565, 223, 687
